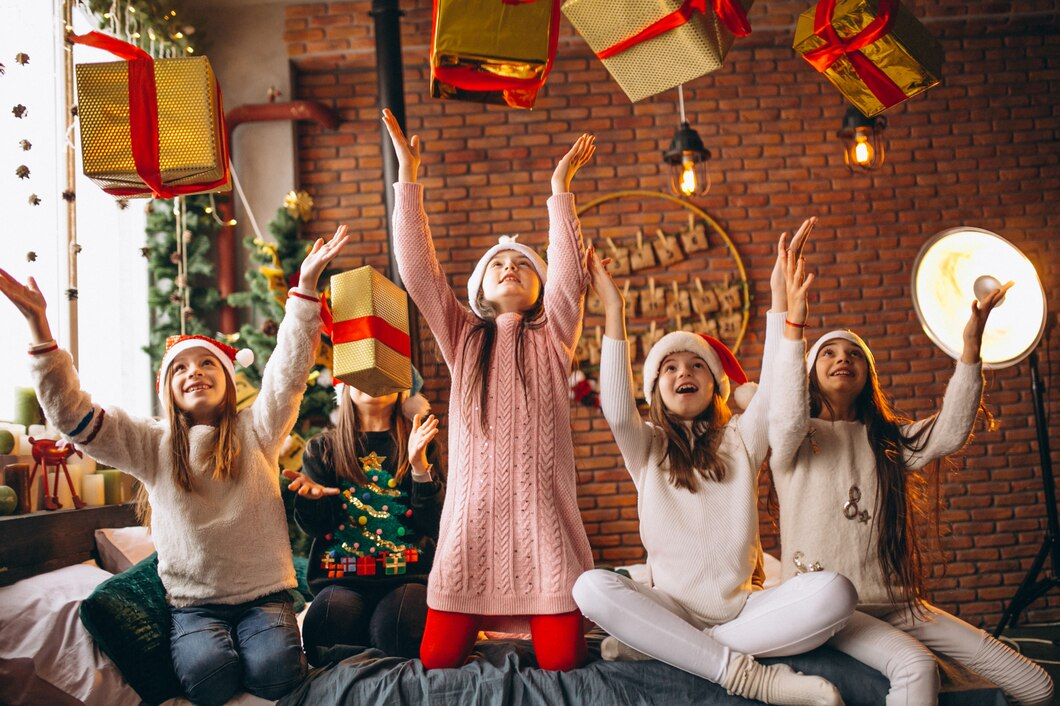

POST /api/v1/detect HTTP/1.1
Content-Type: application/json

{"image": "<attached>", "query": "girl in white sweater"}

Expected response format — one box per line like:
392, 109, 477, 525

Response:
767, 281, 1053, 706
574, 224, 856, 706
0, 228, 347, 706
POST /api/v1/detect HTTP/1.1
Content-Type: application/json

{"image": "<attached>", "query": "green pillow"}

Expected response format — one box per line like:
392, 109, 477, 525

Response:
78, 553, 182, 705
79, 553, 310, 705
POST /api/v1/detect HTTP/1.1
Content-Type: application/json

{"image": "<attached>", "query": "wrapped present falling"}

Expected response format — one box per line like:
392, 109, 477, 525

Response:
431, 0, 561, 109
329, 266, 412, 397
794, 0, 944, 117
70, 32, 230, 198
563, 0, 753, 103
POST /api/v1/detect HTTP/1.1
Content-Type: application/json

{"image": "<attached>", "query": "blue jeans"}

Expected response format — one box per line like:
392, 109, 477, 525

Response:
170, 591, 307, 706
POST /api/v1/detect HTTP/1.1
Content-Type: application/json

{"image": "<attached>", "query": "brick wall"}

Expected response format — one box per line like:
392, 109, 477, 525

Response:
282, 0, 1060, 627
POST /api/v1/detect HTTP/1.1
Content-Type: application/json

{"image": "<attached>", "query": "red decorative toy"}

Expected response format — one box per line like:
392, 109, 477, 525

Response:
28, 437, 86, 511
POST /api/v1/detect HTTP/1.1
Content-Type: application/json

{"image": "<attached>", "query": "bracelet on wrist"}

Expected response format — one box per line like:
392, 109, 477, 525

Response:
785, 319, 808, 329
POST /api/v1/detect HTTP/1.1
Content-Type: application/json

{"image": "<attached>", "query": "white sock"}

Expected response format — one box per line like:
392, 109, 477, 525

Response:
722, 653, 844, 706
600, 636, 653, 662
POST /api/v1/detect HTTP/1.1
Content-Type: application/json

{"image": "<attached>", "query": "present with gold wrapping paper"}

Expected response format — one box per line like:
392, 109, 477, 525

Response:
328, 266, 412, 397
794, 0, 943, 117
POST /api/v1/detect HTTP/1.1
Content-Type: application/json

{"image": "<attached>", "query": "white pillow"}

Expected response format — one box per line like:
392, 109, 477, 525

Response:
94, 526, 156, 574
0, 564, 140, 706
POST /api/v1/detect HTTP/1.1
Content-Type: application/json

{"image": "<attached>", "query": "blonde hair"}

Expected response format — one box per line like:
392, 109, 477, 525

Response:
648, 385, 732, 492
163, 362, 240, 492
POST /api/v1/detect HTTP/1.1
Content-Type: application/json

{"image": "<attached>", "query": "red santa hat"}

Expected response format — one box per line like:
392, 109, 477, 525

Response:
642, 331, 757, 409
156, 334, 254, 400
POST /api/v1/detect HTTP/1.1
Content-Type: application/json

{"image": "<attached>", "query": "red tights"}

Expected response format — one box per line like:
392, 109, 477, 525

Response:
420, 608, 586, 671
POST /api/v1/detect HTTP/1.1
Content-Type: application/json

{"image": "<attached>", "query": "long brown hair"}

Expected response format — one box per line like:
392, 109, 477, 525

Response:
323, 387, 413, 485
648, 385, 733, 492
462, 287, 546, 434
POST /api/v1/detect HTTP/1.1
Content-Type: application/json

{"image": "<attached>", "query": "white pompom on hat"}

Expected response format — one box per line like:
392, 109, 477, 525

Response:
465, 235, 548, 318
156, 334, 254, 401
642, 331, 757, 409
805, 330, 876, 374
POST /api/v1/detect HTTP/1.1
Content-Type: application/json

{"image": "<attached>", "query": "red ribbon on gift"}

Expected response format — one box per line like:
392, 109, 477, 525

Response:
800, 0, 908, 109
68, 31, 230, 199
595, 0, 751, 61
431, 0, 562, 95
326, 313, 412, 359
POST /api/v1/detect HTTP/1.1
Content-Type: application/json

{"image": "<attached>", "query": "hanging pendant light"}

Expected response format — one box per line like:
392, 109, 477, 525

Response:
663, 85, 711, 197
837, 107, 886, 172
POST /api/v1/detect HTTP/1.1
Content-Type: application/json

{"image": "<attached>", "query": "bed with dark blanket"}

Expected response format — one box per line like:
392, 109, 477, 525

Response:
279, 631, 1006, 706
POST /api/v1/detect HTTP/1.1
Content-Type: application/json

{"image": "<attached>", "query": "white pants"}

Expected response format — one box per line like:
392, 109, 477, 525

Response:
572, 569, 857, 685
828, 604, 1054, 706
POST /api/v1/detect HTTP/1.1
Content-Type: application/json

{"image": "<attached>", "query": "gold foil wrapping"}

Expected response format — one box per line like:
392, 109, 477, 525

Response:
75, 55, 229, 196
330, 266, 412, 397
793, 0, 943, 117
562, 0, 753, 103
431, 0, 557, 108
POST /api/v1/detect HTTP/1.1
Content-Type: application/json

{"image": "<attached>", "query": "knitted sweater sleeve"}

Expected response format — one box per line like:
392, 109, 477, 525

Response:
293, 434, 342, 537
28, 347, 163, 482
733, 312, 789, 466
600, 335, 656, 486
901, 360, 984, 471
542, 193, 587, 356
768, 318, 811, 473
392, 182, 475, 368
248, 288, 322, 455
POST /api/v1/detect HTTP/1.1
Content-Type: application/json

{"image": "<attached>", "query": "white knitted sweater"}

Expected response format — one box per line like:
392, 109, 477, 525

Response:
769, 351, 983, 609
29, 290, 321, 607
599, 313, 798, 625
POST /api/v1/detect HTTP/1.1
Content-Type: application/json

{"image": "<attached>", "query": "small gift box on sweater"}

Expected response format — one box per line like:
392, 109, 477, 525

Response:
404, 547, 419, 563
562, 0, 753, 103
384, 553, 407, 576
794, 0, 944, 117
356, 556, 377, 575
72, 33, 230, 198
329, 266, 412, 397
431, 0, 561, 109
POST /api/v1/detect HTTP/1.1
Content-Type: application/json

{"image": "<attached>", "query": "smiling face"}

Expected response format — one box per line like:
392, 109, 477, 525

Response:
480, 250, 542, 315
655, 350, 717, 421
168, 348, 228, 425
813, 339, 869, 406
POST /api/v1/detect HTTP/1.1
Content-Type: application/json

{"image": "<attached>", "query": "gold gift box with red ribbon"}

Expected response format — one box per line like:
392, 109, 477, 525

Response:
562, 0, 753, 103
431, 0, 560, 109
329, 266, 412, 398
794, 0, 943, 117
74, 33, 229, 198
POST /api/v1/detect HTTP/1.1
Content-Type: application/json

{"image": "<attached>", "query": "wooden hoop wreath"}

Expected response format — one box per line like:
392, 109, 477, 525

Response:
576, 190, 750, 352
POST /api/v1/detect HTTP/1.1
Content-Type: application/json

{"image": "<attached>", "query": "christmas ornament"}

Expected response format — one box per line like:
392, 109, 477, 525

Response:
26, 252, 37, 262
27, 194, 40, 206
117, 198, 129, 210
15, 165, 29, 179
140, 246, 152, 258
283, 190, 314, 221
12, 105, 26, 118
19, 140, 31, 151
62, 190, 75, 202
14, 53, 29, 66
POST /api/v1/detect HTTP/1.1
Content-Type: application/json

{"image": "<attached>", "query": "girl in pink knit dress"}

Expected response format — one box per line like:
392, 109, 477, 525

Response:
383, 110, 596, 671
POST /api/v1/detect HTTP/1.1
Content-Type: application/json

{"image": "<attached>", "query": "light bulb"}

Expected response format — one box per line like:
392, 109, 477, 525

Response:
227, 219, 237, 226
852, 133, 873, 165
204, 207, 213, 214
680, 155, 697, 196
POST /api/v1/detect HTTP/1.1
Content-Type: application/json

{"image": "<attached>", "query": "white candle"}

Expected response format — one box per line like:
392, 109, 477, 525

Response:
54, 463, 82, 510
82, 474, 105, 507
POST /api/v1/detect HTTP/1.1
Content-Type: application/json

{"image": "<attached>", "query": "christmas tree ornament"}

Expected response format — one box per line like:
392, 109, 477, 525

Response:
283, 190, 314, 221
14, 53, 29, 65
794, 0, 943, 117
27, 194, 40, 206
329, 266, 412, 397
62, 190, 75, 202
19, 139, 31, 151
117, 198, 129, 210
15, 165, 29, 179
70, 32, 230, 198
430, 0, 561, 109
563, 0, 752, 103
26, 252, 37, 262
12, 105, 26, 118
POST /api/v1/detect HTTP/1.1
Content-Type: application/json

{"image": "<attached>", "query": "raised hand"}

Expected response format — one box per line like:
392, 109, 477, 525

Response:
587, 243, 622, 310
552, 133, 596, 195
409, 413, 439, 473
962, 281, 1013, 363
382, 108, 421, 183
770, 217, 816, 312
0, 267, 53, 344
299, 225, 349, 292
782, 237, 815, 340
282, 469, 340, 499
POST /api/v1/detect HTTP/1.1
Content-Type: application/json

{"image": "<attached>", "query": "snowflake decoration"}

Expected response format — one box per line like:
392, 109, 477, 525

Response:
27, 194, 40, 206
19, 139, 31, 151
117, 198, 129, 210
12, 104, 27, 119
62, 190, 75, 202
14, 53, 29, 66
26, 251, 37, 262
140, 246, 152, 259
15, 165, 29, 179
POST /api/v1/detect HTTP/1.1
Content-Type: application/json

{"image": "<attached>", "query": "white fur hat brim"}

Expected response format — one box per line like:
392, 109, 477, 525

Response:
806, 331, 876, 373
466, 236, 547, 318
643, 331, 729, 403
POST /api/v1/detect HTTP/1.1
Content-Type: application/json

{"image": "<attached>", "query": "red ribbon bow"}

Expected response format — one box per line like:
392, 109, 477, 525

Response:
800, 0, 908, 109
322, 298, 411, 359
596, 0, 751, 61
68, 31, 230, 199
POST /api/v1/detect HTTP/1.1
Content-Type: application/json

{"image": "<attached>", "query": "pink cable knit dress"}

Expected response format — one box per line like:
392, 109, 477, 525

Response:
393, 182, 593, 631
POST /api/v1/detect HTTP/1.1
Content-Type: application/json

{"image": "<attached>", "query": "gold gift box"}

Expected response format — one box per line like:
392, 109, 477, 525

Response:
794, 0, 943, 117
330, 266, 412, 398
562, 0, 752, 103
75, 55, 230, 196
431, 0, 556, 109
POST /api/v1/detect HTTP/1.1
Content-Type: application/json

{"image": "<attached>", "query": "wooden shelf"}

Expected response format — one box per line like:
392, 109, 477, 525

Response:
0, 503, 140, 586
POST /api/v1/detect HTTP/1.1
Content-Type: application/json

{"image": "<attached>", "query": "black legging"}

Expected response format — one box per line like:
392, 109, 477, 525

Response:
301, 583, 428, 666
